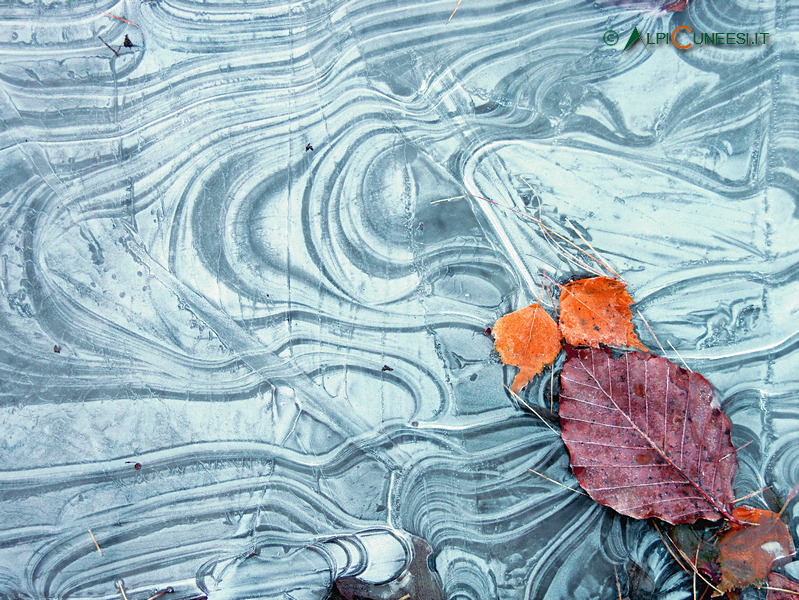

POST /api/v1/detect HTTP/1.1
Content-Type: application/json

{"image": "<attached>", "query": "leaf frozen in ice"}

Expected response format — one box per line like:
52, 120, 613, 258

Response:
558, 346, 737, 524
558, 277, 647, 351
717, 507, 795, 592
493, 302, 562, 393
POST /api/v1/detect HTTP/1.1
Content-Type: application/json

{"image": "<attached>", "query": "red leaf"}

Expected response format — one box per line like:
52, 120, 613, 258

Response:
558, 277, 647, 351
599, 0, 688, 11
717, 507, 795, 592
664, 0, 689, 10
558, 347, 737, 524
493, 303, 562, 393
766, 573, 799, 600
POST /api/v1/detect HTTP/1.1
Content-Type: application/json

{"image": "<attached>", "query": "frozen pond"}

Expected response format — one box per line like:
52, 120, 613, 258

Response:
0, 0, 797, 598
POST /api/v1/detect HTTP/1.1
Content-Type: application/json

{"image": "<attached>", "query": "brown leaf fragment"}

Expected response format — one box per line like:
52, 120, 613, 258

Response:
717, 506, 795, 592
558, 277, 647, 351
766, 573, 799, 599
493, 303, 562, 393
558, 346, 737, 524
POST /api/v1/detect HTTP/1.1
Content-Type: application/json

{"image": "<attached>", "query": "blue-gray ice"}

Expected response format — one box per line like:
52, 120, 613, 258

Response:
0, 0, 797, 599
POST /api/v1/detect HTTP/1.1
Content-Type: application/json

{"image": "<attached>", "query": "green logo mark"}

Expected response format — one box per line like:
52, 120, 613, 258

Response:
623, 27, 642, 51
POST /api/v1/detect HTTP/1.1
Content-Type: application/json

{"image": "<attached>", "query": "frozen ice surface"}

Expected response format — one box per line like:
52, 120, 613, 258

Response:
0, 0, 797, 599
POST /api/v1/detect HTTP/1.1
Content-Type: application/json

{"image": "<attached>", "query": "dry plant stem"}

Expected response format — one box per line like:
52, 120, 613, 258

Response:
117, 582, 129, 600
653, 522, 691, 574
635, 310, 667, 356
528, 469, 588, 497
144, 589, 174, 600
505, 386, 559, 436
434, 190, 610, 278
88, 528, 102, 555
431, 195, 467, 204
653, 523, 723, 595
778, 481, 799, 518
759, 586, 799, 596
466, 190, 609, 276
542, 281, 557, 311
663, 529, 723, 594
99, 12, 139, 27
537, 220, 605, 277
536, 218, 606, 277
613, 565, 623, 600
445, 0, 464, 24
693, 543, 700, 600
734, 486, 772, 504
528, 185, 609, 277
564, 217, 622, 279
721, 440, 753, 461
98, 36, 120, 56
667, 340, 693, 372
435, 190, 622, 291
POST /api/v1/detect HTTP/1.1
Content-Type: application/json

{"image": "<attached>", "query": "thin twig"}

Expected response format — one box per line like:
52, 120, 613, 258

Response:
721, 440, 753, 461
117, 582, 129, 600
99, 12, 139, 27
505, 386, 559, 436
564, 217, 621, 279
145, 588, 175, 600
662, 529, 722, 594
667, 341, 693, 372
445, 0, 464, 24
525, 178, 609, 277
545, 228, 606, 277
758, 585, 799, 597
636, 311, 666, 356
528, 469, 588, 496
542, 280, 557, 311
434, 188, 607, 277
693, 542, 700, 600
613, 564, 623, 600
734, 486, 772, 504
652, 522, 690, 574
778, 481, 799, 518
431, 194, 466, 205
88, 528, 102, 556
536, 217, 606, 277
98, 36, 120, 57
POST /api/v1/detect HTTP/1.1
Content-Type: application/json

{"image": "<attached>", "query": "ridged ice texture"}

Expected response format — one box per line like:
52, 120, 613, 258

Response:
0, 0, 796, 599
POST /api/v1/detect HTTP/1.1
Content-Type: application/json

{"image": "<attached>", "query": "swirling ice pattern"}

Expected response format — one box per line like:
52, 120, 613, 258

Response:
0, 0, 796, 598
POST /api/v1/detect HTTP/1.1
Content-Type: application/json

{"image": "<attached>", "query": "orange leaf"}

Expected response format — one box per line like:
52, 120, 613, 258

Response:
717, 506, 795, 592
493, 303, 562, 393
558, 277, 647, 351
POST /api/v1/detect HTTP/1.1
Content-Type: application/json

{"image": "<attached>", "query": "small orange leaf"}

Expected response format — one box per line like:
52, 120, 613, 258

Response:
558, 277, 647, 351
493, 303, 562, 393
717, 506, 795, 592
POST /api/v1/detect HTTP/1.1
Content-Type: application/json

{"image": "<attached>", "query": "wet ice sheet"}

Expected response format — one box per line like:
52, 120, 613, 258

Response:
0, 0, 797, 599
